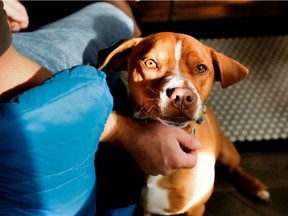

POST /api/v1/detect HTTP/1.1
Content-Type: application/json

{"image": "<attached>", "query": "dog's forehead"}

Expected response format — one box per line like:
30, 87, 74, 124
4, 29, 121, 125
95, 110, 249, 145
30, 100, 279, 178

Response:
139, 33, 210, 59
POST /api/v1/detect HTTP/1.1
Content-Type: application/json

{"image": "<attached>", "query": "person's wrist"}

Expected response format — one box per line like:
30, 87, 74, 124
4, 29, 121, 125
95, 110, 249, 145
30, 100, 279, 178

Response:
100, 111, 136, 149
115, 114, 147, 151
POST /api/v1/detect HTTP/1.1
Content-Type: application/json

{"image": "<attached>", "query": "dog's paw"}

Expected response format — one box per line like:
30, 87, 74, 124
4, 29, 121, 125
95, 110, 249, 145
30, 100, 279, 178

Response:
257, 189, 271, 202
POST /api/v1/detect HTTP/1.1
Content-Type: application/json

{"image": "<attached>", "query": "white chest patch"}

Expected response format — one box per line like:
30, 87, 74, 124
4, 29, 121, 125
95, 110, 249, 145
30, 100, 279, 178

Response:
141, 152, 216, 215
140, 175, 170, 214
180, 152, 216, 213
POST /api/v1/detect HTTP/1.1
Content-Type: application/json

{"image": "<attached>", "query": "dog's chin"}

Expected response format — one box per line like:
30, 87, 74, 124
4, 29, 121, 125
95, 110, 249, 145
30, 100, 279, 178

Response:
157, 117, 192, 128
133, 112, 191, 128
133, 109, 193, 128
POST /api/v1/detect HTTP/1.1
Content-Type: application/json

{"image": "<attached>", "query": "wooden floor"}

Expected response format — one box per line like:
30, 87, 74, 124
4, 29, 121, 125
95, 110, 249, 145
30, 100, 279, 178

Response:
205, 151, 288, 216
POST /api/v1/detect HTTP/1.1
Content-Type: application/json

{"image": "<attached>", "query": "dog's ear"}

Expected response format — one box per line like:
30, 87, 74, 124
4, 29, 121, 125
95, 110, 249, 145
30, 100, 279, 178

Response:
210, 49, 249, 88
97, 38, 142, 72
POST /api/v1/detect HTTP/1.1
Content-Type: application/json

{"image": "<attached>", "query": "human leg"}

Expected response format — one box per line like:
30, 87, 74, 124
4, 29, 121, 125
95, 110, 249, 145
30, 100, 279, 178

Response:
10, 3, 139, 215
12, 2, 133, 73
2, 2, 137, 215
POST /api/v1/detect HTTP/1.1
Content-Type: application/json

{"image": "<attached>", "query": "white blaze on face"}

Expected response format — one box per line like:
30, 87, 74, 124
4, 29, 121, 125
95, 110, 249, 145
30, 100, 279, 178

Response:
174, 41, 183, 78
158, 40, 203, 125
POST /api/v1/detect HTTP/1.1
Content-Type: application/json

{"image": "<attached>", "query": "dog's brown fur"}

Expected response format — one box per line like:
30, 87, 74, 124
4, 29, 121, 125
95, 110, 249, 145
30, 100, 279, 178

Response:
97, 32, 269, 215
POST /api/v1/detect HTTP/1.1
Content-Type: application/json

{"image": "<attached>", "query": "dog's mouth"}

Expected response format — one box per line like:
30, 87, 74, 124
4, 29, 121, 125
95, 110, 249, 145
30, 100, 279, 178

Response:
133, 104, 196, 128
157, 116, 192, 128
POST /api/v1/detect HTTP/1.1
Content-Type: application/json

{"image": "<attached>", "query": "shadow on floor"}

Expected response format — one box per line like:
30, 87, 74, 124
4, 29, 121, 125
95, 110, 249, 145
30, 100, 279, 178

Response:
206, 151, 288, 216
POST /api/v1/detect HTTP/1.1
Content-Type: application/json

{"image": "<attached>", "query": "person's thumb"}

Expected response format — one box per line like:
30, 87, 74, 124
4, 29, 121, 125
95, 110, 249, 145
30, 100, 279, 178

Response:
177, 131, 201, 168
178, 129, 202, 152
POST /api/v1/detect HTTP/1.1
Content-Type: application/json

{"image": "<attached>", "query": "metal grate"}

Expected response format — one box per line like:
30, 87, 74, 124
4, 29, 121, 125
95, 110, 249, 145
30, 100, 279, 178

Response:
202, 35, 288, 142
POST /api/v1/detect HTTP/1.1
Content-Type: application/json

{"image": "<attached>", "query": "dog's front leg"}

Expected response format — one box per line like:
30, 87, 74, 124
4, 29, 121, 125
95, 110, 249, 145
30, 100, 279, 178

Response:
185, 203, 205, 216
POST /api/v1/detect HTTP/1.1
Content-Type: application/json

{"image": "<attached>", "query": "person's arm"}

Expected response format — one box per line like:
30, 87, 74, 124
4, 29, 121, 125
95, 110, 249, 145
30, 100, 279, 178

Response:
100, 111, 201, 176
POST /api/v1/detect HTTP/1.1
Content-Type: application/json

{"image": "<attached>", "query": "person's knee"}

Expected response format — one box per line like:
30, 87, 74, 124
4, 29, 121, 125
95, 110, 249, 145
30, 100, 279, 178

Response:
87, 2, 134, 40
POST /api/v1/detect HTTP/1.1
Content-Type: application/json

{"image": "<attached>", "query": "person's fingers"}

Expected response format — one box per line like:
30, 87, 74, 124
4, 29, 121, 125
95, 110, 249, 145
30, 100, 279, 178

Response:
173, 129, 201, 169
179, 149, 198, 170
177, 129, 202, 152
10, 22, 21, 32
5, 0, 28, 20
4, 0, 29, 30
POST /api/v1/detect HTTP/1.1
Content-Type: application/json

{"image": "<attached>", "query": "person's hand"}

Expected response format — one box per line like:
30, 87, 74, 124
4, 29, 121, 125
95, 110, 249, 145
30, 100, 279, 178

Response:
100, 112, 201, 176
125, 121, 201, 176
3, 0, 29, 32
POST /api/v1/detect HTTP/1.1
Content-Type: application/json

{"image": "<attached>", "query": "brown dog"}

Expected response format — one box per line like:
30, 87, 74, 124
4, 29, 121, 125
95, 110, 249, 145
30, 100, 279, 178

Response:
98, 32, 270, 216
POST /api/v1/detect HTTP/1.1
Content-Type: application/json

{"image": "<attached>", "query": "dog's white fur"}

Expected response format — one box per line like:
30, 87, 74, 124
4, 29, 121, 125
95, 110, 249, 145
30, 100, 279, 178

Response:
98, 32, 270, 216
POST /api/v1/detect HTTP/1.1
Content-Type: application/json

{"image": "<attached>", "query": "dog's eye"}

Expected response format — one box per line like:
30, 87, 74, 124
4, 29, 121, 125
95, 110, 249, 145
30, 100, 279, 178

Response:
196, 64, 208, 74
145, 59, 157, 69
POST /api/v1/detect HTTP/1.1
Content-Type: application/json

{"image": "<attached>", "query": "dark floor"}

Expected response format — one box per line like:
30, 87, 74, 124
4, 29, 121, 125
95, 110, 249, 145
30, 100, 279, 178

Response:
206, 151, 288, 216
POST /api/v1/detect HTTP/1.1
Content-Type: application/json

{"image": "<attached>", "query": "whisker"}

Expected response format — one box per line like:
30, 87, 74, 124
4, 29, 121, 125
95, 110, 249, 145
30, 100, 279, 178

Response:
147, 105, 156, 115
144, 104, 156, 119
143, 98, 157, 102
134, 104, 157, 120
145, 87, 157, 94
134, 104, 150, 119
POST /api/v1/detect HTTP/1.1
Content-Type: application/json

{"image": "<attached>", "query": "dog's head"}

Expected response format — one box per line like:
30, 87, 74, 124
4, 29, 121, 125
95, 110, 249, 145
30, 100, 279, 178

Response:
98, 32, 248, 128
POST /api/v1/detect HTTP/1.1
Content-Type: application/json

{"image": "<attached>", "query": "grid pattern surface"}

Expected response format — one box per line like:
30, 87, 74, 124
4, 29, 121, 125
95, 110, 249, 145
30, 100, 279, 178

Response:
201, 36, 288, 142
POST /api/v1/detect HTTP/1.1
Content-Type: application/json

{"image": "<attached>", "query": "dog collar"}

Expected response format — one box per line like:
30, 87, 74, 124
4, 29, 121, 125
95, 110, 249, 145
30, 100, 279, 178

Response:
192, 105, 207, 136
196, 105, 207, 125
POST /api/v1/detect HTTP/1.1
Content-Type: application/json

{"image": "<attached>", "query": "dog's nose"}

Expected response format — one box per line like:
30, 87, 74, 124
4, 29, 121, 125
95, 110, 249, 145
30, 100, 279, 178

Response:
167, 88, 195, 110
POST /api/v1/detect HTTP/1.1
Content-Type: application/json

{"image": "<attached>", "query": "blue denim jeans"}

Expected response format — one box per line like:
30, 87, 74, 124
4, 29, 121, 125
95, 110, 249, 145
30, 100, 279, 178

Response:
13, 2, 133, 73
11, 2, 138, 216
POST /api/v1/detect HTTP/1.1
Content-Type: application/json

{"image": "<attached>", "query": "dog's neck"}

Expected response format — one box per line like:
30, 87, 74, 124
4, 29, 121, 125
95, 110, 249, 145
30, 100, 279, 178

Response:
196, 105, 207, 125
185, 105, 207, 136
